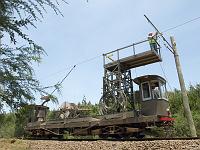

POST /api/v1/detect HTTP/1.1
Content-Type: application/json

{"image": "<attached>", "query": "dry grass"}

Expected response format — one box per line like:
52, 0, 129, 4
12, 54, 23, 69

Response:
0, 139, 29, 150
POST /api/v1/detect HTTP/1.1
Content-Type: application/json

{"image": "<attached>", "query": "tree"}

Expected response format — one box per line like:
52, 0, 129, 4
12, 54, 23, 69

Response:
188, 84, 200, 111
0, 45, 43, 109
0, 113, 16, 138
168, 84, 200, 137
0, 0, 67, 44
0, 0, 66, 110
168, 89, 183, 114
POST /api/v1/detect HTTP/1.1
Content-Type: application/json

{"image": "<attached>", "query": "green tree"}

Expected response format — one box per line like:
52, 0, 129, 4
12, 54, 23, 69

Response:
168, 89, 183, 114
79, 96, 99, 116
14, 106, 33, 137
188, 84, 200, 111
168, 84, 200, 137
0, 0, 67, 43
0, 113, 15, 138
47, 109, 59, 120
0, 0, 66, 110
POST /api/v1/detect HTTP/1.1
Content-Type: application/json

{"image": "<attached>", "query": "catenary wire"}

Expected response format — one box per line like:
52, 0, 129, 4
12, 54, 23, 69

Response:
75, 54, 102, 66
159, 62, 173, 92
40, 54, 102, 92
162, 16, 200, 33
40, 54, 102, 80
42, 15, 200, 80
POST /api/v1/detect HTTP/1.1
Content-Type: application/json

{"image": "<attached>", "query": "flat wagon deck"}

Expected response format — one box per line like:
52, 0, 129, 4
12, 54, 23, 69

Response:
25, 111, 165, 138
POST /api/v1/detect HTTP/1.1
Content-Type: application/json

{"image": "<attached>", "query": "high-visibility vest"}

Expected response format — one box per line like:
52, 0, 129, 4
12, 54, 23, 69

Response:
148, 37, 156, 44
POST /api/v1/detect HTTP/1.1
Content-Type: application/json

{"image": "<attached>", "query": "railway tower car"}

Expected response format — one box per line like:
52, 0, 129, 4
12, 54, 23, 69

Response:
25, 38, 174, 139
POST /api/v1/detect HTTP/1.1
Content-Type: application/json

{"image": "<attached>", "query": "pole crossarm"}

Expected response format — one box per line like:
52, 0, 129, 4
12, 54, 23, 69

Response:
51, 65, 76, 95
144, 15, 175, 54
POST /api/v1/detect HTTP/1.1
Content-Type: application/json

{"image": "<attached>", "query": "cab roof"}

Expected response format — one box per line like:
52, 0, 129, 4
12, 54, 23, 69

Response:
133, 75, 166, 85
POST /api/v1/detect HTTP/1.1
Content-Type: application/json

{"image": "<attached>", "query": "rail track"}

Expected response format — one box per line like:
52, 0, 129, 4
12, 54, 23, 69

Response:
25, 136, 200, 150
25, 137, 200, 142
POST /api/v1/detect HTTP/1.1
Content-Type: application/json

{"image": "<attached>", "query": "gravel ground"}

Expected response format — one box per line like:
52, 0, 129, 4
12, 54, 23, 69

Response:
27, 140, 200, 150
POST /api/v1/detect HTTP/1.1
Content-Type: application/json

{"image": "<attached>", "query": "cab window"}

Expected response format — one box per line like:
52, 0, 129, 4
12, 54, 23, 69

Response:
141, 82, 151, 100
151, 81, 161, 99
160, 83, 168, 99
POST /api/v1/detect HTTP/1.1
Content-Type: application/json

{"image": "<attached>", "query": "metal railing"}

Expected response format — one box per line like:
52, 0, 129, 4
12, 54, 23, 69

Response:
103, 39, 161, 65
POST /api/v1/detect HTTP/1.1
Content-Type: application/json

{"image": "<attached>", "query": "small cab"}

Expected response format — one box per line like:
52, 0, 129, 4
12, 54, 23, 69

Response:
133, 75, 169, 116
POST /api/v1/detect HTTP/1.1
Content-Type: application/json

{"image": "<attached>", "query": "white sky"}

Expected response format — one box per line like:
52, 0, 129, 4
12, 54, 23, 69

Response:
22, 0, 200, 109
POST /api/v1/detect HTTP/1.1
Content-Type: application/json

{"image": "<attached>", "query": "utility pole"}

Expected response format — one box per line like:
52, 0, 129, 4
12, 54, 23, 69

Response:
0, 37, 1, 46
144, 15, 197, 137
170, 36, 197, 137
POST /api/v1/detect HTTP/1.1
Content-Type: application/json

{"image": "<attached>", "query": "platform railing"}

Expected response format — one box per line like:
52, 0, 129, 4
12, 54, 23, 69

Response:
103, 39, 161, 66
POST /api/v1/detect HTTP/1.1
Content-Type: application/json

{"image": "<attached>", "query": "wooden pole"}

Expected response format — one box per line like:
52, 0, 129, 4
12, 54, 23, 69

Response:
170, 36, 197, 137
0, 32, 2, 46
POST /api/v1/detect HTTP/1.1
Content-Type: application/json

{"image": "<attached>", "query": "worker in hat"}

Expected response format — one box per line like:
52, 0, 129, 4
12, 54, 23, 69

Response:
148, 32, 158, 52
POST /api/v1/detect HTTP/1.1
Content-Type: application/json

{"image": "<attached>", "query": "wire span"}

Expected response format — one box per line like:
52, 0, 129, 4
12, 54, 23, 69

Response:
162, 16, 200, 33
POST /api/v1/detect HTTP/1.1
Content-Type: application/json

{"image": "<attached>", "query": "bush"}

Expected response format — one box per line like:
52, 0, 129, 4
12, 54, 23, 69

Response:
0, 113, 16, 138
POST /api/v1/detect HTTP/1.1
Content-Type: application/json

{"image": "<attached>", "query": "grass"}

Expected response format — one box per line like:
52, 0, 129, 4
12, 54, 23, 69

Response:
0, 138, 29, 150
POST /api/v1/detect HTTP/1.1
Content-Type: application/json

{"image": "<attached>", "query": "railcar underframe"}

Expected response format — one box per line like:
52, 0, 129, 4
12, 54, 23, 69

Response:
25, 111, 172, 138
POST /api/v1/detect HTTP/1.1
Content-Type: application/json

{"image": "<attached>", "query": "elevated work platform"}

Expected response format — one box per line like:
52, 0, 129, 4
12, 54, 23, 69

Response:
104, 50, 162, 72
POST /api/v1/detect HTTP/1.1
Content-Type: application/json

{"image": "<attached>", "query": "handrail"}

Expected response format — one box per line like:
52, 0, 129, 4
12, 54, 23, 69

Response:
102, 38, 162, 66
103, 39, 148, 56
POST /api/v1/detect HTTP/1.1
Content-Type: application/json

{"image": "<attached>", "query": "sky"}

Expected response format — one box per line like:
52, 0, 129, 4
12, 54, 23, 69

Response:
23, 0, 200, 109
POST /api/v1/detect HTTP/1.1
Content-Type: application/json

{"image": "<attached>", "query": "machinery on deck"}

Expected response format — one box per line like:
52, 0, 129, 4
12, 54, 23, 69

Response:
25, 38, 174, 139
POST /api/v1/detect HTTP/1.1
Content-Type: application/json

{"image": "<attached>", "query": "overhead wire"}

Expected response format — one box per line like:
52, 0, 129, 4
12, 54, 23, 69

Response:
157, 16, 200, 91
40, 54, 102, 96
146, 15, 200, 54
40, 65, 75, 80
160, 16, 200, 51
145, 15, 200, 93
162, 16, 200, 33
75, 54, 102, 66
40, 54, 102, 80
145, 15, 175, 54
159, 62, 173, 92
42, 15, 200, 82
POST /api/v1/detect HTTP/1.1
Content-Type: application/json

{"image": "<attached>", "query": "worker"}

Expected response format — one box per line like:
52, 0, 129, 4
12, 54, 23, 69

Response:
152, 86, 160, 99
148, 32, 158, 52
151, 83, 160, 99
